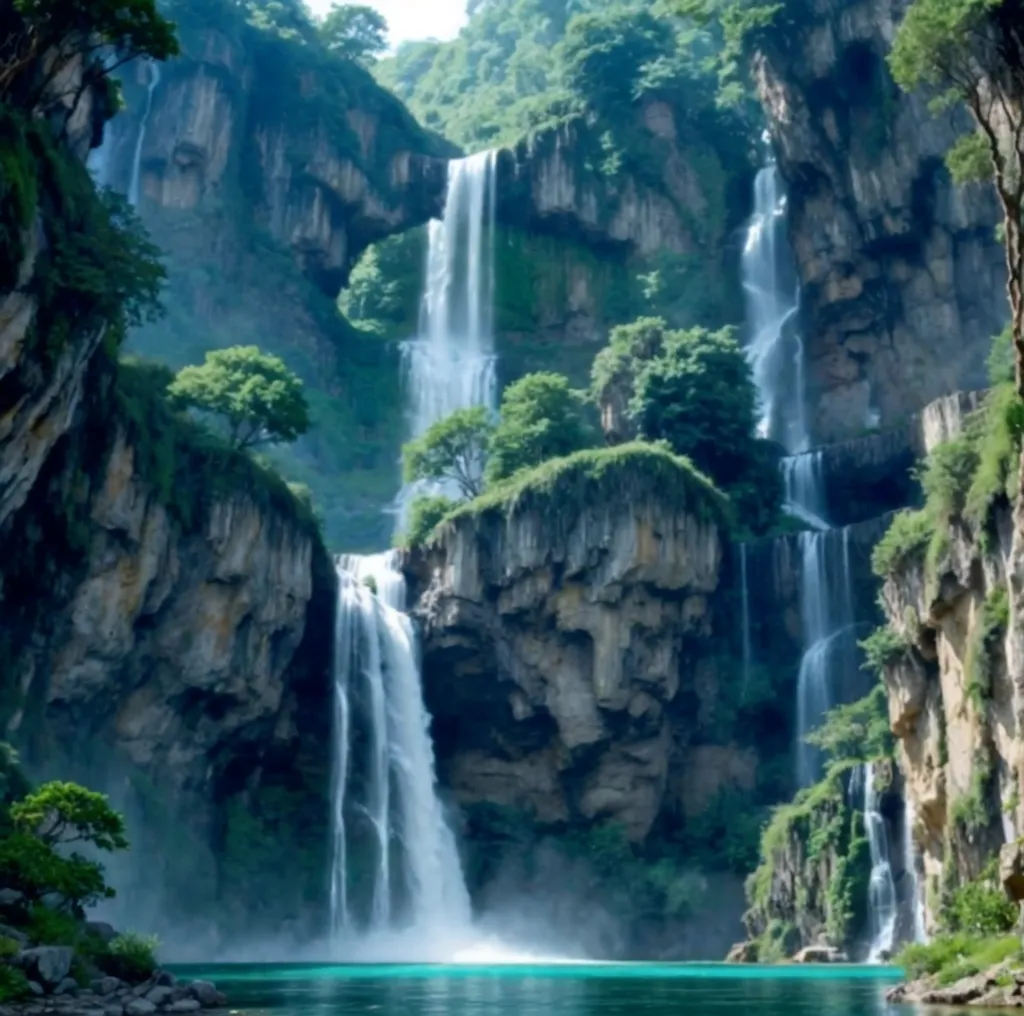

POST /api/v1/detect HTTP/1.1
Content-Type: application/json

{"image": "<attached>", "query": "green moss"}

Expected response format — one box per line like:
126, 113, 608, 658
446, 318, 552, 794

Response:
872, 509, 934, 578
860, 625, 911, 676
439, 441, 731, 536
950, 753, 995, 835
899, 934, 1022, 985
966, 586, 1010, 707
826, 827, 870, 947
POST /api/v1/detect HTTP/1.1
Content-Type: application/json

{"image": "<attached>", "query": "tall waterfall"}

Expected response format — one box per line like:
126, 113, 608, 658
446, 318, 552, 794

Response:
128, 60, 161, 207
861, 763, 898, 961
397, 151, 498, 520
741, 161, 803, 449
330, 552, 472, 945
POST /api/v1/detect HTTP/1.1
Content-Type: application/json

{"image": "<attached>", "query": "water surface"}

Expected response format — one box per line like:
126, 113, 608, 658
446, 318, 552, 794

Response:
165, 962, 965, 1016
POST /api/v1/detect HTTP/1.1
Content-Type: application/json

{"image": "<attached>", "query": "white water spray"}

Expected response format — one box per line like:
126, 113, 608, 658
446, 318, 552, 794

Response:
128, 60, 161, 207
397, 151, 498, 523
862, 763, 898, 961
330, 552, 472, 946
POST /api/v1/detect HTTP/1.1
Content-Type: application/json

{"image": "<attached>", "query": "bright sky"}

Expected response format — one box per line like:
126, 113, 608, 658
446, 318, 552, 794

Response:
306, 0, 467, 47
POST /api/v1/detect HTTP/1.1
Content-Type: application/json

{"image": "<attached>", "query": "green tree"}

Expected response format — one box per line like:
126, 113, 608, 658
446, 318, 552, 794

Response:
486, 372, 593, 485
319, 3, 389, 64
593, 317, 782, 531
402, 406, 494, 499
401, 493, 457, 547
0, 781, 128, 913
562, 8, 675, 111
2, 0, 179, 117
889, 0, 1024, 393
168, 346, 310, 451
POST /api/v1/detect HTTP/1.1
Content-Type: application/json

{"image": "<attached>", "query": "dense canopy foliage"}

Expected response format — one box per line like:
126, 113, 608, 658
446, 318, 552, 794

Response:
169, 346, 311, 451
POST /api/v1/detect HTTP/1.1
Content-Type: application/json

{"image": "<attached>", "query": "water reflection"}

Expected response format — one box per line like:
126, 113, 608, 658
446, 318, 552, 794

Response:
170, 964, 928, 1016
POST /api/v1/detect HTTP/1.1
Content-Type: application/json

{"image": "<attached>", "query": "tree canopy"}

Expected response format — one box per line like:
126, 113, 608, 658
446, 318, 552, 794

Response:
592, 317, 782, 533
319, 4, 389, 65
2, 0, 179, 118
889, 0, 1024, 392
486, 372, 593, 485
168, 346, 310, 451
402, 405, 494, 500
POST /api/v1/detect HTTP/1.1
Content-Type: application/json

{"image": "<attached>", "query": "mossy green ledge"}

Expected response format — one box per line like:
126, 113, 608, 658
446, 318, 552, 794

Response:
402, 444, 727, 843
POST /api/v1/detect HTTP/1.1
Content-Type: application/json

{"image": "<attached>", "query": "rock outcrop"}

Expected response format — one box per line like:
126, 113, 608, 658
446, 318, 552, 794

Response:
0, 32, 335, 940
755, 0, 1006, 442
406, 446, 726, 842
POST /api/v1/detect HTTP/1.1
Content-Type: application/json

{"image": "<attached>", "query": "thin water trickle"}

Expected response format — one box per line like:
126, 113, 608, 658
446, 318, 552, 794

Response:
903, 797, 928, 944
128, 60, 161, 207
397, 152, 499, 527
863, 763, 898, 961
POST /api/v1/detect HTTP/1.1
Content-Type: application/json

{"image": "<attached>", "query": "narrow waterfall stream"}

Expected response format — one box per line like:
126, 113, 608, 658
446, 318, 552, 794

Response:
903, 797, 928, 944
128, 60, 161, 207
862, 763, 898, 960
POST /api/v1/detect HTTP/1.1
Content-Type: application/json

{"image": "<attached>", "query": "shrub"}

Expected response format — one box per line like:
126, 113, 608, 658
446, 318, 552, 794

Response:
100, 933, 159, 983
871, 509, 933, 577
860, 626, 910, 676
0, 966, 30, 1003
399, 494, 456, 548
941, 860, 1018, 937
25, 904, 80, 945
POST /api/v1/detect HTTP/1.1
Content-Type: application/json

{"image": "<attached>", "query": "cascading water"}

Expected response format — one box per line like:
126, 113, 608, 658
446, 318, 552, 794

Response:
862, 763, 898, 961
903, 797, 928, 944
742, 152, 863, 788
741, 159, 803, 448
330, 552, 472, 948
397, 151, 498, 523
128, 60, 161, 207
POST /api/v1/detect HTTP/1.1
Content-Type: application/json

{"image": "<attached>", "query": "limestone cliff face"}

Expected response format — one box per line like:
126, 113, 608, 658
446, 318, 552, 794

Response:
100, 33, 449, 297
755, 0, 1006, 442
405, 454, 724, 843
0, 49, 335, 938
878, 394, 1018, 935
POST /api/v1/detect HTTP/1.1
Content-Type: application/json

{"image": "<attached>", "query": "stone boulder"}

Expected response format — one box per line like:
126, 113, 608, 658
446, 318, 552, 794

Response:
18, 945, 74, 987
793, 945, 849, 964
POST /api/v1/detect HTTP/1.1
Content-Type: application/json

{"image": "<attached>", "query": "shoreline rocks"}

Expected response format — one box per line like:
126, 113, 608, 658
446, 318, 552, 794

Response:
0, 972, 228, 1016
888, 965, 1024, 1008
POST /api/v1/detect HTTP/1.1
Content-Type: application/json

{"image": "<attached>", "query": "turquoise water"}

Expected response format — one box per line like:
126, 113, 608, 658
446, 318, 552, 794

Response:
168, 963, 932, 1016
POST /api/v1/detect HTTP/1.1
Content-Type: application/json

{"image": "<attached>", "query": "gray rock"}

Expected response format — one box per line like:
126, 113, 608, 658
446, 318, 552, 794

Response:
55, 978, 80, 996
152, 972, 176, 988
132, 982, 155, 997
213, 993, 226, 1008
125, 1000, 157, 1016
28, 982, 45, 998
91, 980, 122, 998
186, 983, 219, 1008
19, 946, 75, 986
0, 890, 24, 910
85, 923, 118, 946
167, 1003, 200, 1014
145, 987, 173, 1007
168, 988, 189, 1004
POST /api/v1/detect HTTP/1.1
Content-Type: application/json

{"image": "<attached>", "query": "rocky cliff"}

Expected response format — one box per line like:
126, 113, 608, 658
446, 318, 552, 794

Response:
873, 385, 1021, 935
0, 38, 334, 946
755, 0, 1006, 442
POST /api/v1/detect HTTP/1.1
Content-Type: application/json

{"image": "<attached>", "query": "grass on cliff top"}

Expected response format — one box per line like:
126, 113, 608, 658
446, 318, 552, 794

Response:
439, 441, 731, 534
115, 358, 321, 538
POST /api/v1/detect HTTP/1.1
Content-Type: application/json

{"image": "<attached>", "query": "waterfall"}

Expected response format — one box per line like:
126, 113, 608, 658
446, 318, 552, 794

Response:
330, 552, 472, 945
397, 151, 498, 522
128, 60, 161, 207
862, 763, 898, 961
903, 796, 928, 944
741, 160, 803, 448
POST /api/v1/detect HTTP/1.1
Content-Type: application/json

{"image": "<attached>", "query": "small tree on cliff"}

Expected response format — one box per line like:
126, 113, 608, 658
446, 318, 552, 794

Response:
485, 373, 593, 485
1, 0, 178, 118
319, 4, 389, 64
889, 0, 1024, 393
169, 346, 310, 451
402, 406, 494, 500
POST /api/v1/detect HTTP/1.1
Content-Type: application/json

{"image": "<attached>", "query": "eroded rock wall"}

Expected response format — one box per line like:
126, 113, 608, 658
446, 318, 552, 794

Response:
755, 0, 1006, 442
